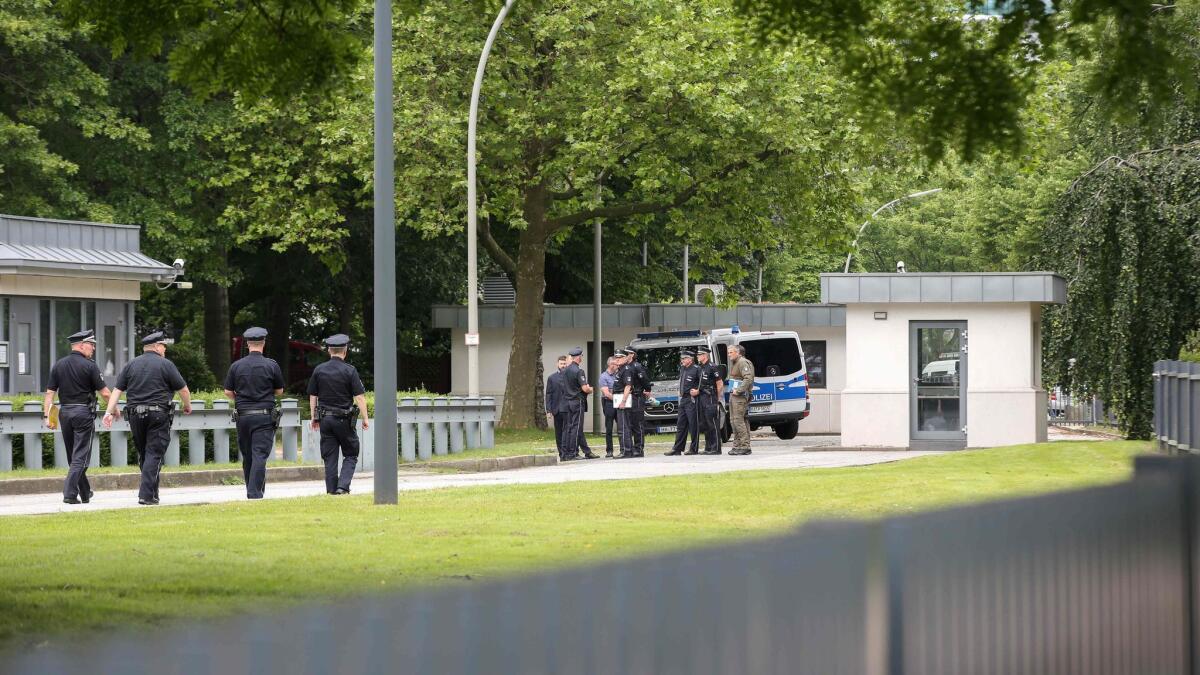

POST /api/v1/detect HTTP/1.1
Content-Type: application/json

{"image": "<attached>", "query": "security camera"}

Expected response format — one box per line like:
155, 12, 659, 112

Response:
173, 258, 185, 270
896, 261, 907, 273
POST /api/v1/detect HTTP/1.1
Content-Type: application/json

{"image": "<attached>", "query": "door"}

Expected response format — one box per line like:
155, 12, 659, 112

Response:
9, 298, 39, 393
95, 301, 128, 387
910, 321, 967, 449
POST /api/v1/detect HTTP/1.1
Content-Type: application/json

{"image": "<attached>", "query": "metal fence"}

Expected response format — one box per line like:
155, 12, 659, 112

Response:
6, 450, 1200, 673
1157, 360, 1200, 453
1048, 392, 1119, 427
0, 396, 496, 473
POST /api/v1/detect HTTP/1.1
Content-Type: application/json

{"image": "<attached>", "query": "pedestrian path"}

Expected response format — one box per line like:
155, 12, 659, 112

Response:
0, 437, 938, 517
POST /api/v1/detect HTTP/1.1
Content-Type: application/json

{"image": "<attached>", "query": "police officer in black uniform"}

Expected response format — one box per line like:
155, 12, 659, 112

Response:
617, 346, 649, 458
223, 327, 286, 500
696, 346, 724, 455
103, 331, 191, 505
667, 349, 701, 456
307, 334, 369, 494
45, 329, 111, 504
561, 347, 598, 461
545, 355, 569, 459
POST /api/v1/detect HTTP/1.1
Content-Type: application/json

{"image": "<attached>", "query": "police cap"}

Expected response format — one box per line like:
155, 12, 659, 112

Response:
680, 350, 695, 359
697, 346, 711, 354
568, 347, 583, 357
243, 326, 268, 341
67, 329, 97, 345
622, 346, 637, 356
324, 334, 351, 348
141, 331, 168, 345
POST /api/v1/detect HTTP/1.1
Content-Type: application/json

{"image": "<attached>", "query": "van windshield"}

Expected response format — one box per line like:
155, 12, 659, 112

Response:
636, 346, 684, 382
739, 338, 803, 378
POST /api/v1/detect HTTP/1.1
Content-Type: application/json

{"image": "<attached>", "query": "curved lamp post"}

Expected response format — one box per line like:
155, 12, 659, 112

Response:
843, 188, 943, 273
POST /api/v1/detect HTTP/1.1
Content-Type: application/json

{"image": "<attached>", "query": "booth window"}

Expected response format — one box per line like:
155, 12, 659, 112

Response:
801, 341, 827, 389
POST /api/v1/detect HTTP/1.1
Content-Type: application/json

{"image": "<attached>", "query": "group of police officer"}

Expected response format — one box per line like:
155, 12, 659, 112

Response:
548, 343, 748, 460
45, 327, 367, 505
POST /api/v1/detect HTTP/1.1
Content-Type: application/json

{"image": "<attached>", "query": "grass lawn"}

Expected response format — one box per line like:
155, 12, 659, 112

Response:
0, 439, 1149, 647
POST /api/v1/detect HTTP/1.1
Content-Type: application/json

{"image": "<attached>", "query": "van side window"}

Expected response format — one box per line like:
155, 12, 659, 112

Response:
741, 338, 803, 376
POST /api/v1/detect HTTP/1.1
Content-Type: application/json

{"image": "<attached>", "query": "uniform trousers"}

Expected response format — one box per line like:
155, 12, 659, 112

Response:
129, 409, 172, 502
236, 413, 275, 499
319, 415, 360, 493
60, 405, 94, 500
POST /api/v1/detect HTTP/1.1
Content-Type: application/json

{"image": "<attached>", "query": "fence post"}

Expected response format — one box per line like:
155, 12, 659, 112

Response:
188, 400, 207, 464
1190, 363, 1200, 457
89, 422, 100, 468
53, 421, 67, 469
1182, 364, 1195, 454
1156, 361, 1166, 452
0, 401, 11, 471
110, 402, 127, 467
280, 399, 299, 462
1172, 362, 1184, 453
449, 397, 465, 454
302, 411, 320, 464
465, 397, 481, 449
480, 396, 495, 448
399, 397, 416, 462
433, 398, 449, 456
211, 400, 230, 463
417, 398, 433, 461
165, 428, 180, 467
23, 401, 42, 470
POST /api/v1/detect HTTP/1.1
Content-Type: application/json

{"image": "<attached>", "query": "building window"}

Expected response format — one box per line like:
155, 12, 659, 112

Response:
801, 340, 827, 389
55, 300, 83, 363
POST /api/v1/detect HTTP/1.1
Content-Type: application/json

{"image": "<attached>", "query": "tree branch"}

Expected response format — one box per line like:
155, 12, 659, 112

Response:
545, 148, 785, 230
1068, 139, 1200, 191
478, 213, 518, 278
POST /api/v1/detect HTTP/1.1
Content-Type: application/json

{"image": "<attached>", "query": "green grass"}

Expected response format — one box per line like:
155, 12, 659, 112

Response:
0, 440, 1149, 647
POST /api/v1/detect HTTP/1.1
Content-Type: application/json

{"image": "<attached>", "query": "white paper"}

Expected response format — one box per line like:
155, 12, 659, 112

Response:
613, 392, 632, 409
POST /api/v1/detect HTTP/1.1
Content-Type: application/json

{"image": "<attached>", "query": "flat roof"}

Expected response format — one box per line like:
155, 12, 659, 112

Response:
820, 273, 1067, 304
0, 214, 176, 281
431, 303, 847, 330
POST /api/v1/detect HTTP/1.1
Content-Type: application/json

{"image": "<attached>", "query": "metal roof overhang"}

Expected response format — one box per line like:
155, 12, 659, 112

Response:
0, 244, 177, 282
431, 303, 848, 331
819, 272, 1067, 304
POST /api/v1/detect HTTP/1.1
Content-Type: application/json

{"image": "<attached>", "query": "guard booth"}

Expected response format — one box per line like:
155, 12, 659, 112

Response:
0, 214, 179, 393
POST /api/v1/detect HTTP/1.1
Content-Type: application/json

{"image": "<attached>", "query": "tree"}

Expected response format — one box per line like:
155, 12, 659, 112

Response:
354, 0, 859, 427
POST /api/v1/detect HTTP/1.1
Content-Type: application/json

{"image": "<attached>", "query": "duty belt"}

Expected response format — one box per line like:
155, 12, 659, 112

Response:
239, 409, 272, 416
132, 405, 166, 413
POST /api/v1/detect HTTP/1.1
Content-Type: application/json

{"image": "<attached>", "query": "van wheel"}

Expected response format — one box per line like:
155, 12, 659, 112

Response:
773, 420, 799, 440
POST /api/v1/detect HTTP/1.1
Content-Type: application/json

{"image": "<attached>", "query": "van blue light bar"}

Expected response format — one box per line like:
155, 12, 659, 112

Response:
635, 330, 703, 340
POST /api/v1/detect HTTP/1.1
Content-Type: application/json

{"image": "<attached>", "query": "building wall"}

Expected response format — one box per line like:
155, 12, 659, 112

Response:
0, 275, 141, 300
841, 302, 1046, 448
449, 324, 847, 433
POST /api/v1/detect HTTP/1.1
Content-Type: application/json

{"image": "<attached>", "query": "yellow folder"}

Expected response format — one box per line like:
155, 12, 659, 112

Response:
47, 403, 60, 430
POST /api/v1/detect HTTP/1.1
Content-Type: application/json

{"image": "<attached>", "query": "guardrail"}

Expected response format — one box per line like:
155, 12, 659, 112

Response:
4, 446, 1195, 673
0, 396, 496, 473
1155, 360, 1200, 453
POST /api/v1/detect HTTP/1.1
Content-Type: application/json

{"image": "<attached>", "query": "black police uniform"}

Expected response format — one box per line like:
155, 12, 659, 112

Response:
307, 336, 366, 494
116, 334, 187, 503
562, 360, 588, 460
545, 368, 568, 458
47, 331, 105, 502
618, 352, 649, 458
669, 356, 701, 455
224, 328, 285, 500
697, 354, 722, 455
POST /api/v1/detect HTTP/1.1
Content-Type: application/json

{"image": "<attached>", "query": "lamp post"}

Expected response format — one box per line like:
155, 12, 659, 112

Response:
467, 0, 516, 397
843, 188, 942, 273
373, 0, 397, 505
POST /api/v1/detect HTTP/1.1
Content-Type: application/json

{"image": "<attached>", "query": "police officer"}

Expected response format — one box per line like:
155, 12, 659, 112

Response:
103, 331, 191, 505
727, 343, 755, 456
545, 355, 569, 459
666, 350, 700, 456
223, 327, 286, 500
696, 346, 724, 455
561, 347, 598, 461
45, 329, 111, 504
307, 334, 369, 495
617, 347, 649, 458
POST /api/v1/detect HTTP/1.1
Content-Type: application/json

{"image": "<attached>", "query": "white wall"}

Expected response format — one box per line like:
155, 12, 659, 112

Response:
449, 324, 847, 433
841, 302, 1047, 448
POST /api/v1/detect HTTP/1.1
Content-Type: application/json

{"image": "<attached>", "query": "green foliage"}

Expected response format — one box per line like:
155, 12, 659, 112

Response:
166, 344, 220, 393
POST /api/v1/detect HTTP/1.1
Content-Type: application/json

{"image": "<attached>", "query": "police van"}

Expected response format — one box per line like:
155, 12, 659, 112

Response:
628, 327, 811, 440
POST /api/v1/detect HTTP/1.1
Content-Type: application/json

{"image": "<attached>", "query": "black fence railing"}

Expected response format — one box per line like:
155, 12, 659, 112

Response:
5, 450, 1200, 673
1157, 360, 1200, 453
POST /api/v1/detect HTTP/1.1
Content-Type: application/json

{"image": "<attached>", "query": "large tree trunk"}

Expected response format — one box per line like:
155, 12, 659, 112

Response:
267, 287, 292, 383
202, 280, 231, 380
499, 217, 550, 429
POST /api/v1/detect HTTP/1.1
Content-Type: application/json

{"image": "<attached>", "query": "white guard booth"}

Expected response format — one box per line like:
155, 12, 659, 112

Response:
821, 272, 1066, 450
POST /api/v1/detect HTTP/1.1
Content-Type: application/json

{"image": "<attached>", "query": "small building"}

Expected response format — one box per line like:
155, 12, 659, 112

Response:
0, 214, 180, 393
433, 271, 1066, 450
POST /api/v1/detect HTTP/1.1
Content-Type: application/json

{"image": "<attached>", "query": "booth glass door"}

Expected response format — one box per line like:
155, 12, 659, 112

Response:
95, 302, 128, 387
910, 321, 967, 447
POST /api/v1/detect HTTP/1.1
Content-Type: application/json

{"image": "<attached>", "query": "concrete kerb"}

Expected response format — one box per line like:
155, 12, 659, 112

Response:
0, 453, 558, 496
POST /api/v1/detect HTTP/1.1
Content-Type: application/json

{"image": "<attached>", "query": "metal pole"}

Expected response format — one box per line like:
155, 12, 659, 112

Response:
683, 244, 689, 302
843, 188, 942, 273
468, 0, 516, 397
373, 0, 398, 505
592, 192, 602, 434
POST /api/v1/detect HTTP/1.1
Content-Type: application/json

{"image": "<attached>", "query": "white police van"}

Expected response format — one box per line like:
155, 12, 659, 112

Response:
629, 327, 811, 440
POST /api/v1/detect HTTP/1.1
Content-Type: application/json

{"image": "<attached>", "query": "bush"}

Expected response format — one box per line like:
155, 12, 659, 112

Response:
167, 343, 220, 392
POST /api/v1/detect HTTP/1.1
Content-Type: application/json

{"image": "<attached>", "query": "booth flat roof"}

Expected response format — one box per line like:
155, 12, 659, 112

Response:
431, 303, 847, 330
820, 272, 1067, 304
0, 214, 176, 281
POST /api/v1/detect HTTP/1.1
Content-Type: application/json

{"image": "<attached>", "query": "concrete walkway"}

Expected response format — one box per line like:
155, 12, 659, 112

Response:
0, 435, 938, 517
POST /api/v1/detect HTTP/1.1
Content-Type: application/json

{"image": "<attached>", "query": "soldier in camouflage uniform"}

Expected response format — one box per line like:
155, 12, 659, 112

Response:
727, 344, 755, 455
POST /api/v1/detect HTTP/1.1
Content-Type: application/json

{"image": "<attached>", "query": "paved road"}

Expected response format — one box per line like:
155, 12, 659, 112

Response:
0, 435, 939, 517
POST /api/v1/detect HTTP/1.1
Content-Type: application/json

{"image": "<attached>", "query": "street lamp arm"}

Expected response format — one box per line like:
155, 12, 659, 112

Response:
843, 187, 942, 273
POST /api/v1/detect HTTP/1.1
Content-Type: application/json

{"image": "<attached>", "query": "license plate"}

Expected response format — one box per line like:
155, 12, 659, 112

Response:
658, 426, 677, 434
750, 404, 771, 414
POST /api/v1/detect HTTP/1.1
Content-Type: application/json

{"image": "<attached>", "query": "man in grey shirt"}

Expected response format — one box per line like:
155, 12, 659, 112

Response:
598, 356, 620, 457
